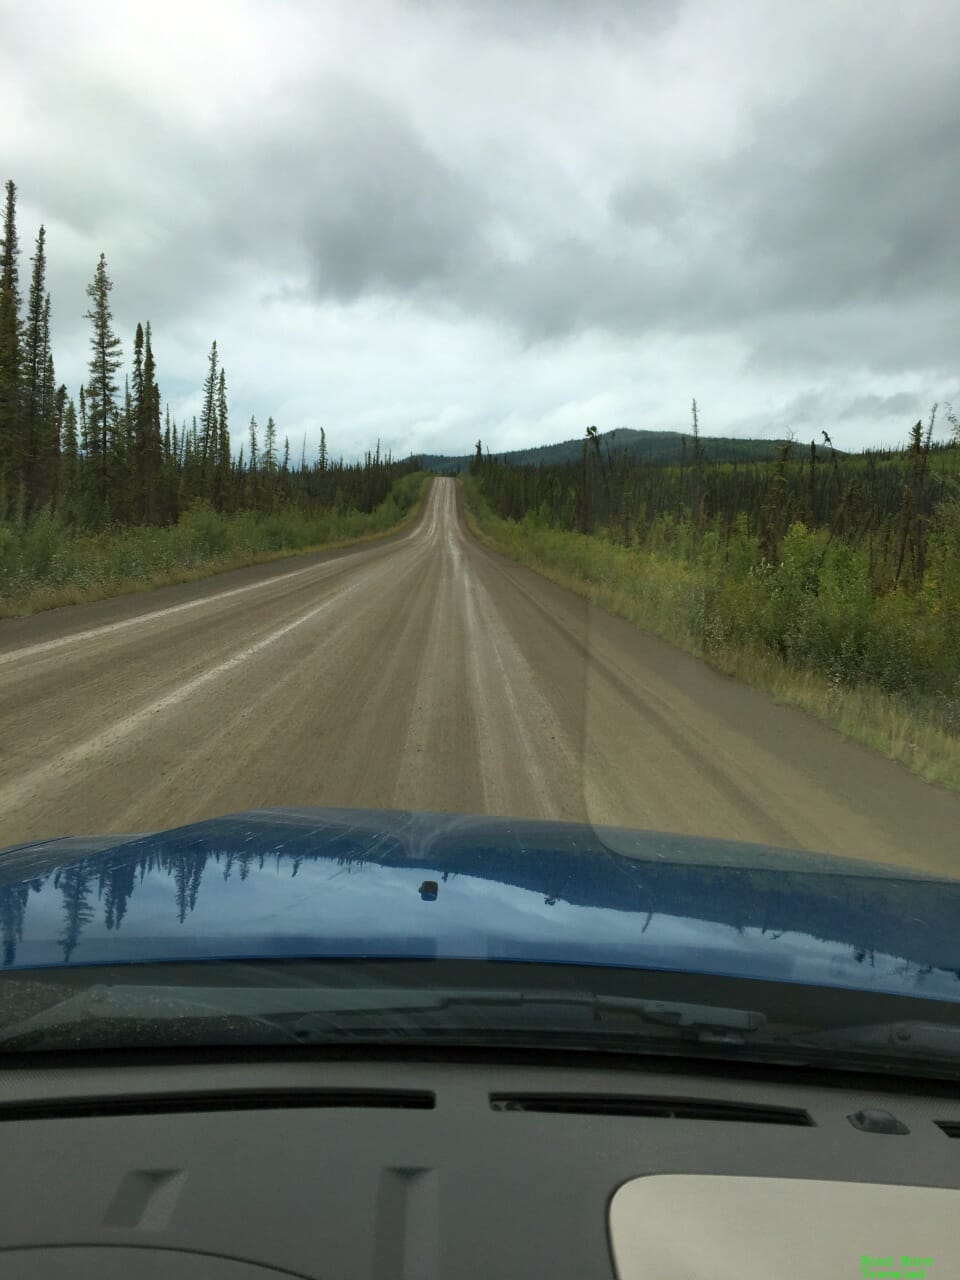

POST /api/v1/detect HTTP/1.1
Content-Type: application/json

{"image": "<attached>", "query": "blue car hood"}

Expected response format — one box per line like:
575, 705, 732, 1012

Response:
1, 808, 958, 1003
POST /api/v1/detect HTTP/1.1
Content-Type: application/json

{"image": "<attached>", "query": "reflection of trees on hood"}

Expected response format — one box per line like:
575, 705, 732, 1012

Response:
0, 879, 42, 967
54, 863, 95, 962
0, 831, 954, 980
174, 851, 207, 924
219, 849, 262, 883
100, 857, 138, 932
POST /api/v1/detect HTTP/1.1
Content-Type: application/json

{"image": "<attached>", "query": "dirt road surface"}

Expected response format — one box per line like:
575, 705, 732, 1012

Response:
2, 478, 959, 873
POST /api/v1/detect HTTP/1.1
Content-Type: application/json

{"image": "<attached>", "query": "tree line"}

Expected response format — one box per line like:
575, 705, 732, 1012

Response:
0, 180, 416, 530
470, 401, 960, 596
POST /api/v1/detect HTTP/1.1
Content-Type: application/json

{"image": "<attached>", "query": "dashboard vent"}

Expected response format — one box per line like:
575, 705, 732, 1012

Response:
934, 1121, 960, 1138
0, 1088, 435, 1121
490, 1093, 814, 1125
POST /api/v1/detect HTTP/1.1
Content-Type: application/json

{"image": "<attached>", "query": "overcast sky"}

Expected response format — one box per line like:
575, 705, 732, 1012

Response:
4, 0, 959, 461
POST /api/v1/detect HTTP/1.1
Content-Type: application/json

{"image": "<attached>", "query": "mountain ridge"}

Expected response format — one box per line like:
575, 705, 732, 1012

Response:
417, 426, 797, 473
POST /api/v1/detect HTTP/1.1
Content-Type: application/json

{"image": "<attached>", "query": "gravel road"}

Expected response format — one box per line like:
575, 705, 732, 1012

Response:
2, 477, 958, 873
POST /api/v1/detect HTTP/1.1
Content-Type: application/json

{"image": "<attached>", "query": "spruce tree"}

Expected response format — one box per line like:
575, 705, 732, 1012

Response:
168, 417, 182, 521
60, 396, 79, 519
180, 415, 203, 505
142, 322, 162, 522
159, 403, 177, 525
131, 324, 145, 520
248, 415, 259, 469
131, 323, 144, 413
78, 384, 88, 452
23, 225, 50, 504
199, 339, 218, 499
30, 350, 61, 512
0, 179, 23, 510
262, 415, 277, 511
84, 253, 123, 517
247, 415, 259, 508
39, 298, 58, 502
77, 384, 97, 524
115, 375, 134, 523
215, 365, 230, 511
263, 415, 277, 471
131, 322, 161, 522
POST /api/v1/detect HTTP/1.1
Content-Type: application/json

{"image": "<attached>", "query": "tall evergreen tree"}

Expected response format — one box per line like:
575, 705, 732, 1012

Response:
215, 365, 230, 511
60, 396, 79, 519
33, 356, 62, 511
248, 415, 259, 469
78, 385, 88, 453
131, 322, 152, 521
23, 225, 50, 503
84, 253, 123, 517
115, 375, 134, 523
199, 339, 219, 498
263, 416, 277, 471
131, 322, 144, 419
159, 400, 177, 525
247, 415, 259, 508
0, 179, 23, 510
39, 299, 58, 497
141, 322, 162, 522
262, 415, 277, 511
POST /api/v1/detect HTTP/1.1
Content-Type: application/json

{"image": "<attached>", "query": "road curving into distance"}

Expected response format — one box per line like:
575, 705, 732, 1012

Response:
2, 477, 959, 874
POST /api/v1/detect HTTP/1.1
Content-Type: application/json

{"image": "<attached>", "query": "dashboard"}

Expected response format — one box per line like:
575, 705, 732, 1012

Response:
0, 1051, 957, 1278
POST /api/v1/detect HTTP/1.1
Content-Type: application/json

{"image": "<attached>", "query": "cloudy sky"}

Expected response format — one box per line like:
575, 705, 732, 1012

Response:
4, 0, 959, 461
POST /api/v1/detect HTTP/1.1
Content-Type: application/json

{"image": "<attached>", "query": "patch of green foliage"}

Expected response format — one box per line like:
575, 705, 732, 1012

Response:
0, 471, 429, 616
463, 473, 960, 788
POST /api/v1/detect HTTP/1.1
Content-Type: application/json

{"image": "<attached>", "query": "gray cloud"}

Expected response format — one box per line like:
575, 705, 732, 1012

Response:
413, 0, 684, 41
5, 0, 959, 454
262, 86, 489, 300
714, 80, 960, 314
838, 392, 924, 421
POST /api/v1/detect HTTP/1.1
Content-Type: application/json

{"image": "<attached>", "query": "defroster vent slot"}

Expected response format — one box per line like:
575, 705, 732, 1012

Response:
0, 1088, 435, 1121
490, 1093, 813, 1125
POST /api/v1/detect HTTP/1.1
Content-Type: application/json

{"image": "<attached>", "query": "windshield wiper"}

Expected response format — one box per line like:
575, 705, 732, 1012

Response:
0, 985, 766, 1050
792, 1020, 960, 1058
5, 983, 960, 1075
0, 984, 306, 1049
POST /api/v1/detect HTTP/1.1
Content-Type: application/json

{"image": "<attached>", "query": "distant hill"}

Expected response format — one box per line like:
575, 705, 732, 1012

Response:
418, 427, 795, 473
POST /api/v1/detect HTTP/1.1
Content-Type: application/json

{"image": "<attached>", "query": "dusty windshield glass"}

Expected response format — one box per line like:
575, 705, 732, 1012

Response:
1, 3, 959, 1064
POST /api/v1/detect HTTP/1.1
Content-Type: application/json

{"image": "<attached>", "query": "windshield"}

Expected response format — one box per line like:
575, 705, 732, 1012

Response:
1, 2, 960, 1073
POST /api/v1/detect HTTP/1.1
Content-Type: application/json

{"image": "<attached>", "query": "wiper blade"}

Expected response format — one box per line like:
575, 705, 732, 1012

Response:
287, 991, 767, 1044
0, 985, 767, 1049
0, 985, 305, 1048
793, 1020, 960, 1058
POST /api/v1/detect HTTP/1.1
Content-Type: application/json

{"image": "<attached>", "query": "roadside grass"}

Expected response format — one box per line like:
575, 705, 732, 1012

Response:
0, 471, 430, 619
461, 477, 960, 793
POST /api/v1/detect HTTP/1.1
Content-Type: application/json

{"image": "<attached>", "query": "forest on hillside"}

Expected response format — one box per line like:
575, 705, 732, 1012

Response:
421, 426, 798, 474
468, 406, 960, 746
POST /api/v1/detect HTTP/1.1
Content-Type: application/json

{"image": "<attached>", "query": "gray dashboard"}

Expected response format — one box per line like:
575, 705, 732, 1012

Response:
0, 1054, 958, 1278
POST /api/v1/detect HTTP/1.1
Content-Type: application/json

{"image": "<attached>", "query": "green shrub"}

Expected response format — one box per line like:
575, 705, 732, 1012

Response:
0, 473, 429, 615
463, 474, 960, 731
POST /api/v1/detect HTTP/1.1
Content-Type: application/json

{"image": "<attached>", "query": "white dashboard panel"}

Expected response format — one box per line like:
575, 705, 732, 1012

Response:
609, 1175, 957, 1280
